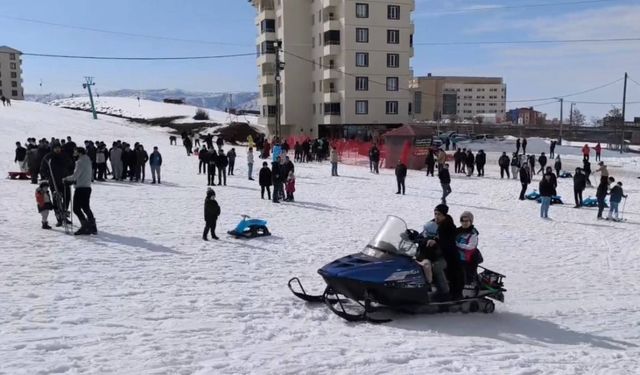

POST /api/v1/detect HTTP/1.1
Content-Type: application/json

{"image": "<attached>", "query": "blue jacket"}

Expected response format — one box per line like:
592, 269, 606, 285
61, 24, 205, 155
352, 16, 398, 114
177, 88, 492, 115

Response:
149, 151, 162, 166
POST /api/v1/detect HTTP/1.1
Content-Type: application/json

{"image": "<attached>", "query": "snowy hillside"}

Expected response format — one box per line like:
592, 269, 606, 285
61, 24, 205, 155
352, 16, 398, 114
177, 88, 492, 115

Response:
2, 101, 640, 374
50, 96, 259, 126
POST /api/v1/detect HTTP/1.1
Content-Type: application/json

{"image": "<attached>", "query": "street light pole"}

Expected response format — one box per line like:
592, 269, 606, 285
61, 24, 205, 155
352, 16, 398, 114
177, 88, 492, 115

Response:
621, 72, 628, 153
559, 98, 564, 144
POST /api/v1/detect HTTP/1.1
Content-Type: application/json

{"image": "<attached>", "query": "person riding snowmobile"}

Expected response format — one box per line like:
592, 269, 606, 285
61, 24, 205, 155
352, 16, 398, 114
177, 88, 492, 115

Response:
413, 220, 449, 300
455, 211, 483, 286
426, 204, 464, 300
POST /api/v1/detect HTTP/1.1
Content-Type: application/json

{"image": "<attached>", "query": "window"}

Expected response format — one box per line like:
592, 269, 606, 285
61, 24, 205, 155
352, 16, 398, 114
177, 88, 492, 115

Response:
324, 102, 341, 115
386, 77, 399, 91
10, 72, 17, 79
387, 53, 399, 68
312, 82, 316, 92
313, 104, 316, 114
414, 91, 422, 114
388, 5, 400, 20
356, 3, 369, 18
11, 81, 17, 88
355, 77, 369, 91
261, 41, 276, 55
264, 105, 277, 117
10, 53, 16, 60
356, 100, 368, 114
355, 52, 369, 67
12, 90, 18, 97
356, 28, 369, 43
261, 19, 275, 33
10, 63, 17, 69
324, 30, 341, 45
386, 101, 399, 114
262, 84, 274, 97
387, 30, 400, 44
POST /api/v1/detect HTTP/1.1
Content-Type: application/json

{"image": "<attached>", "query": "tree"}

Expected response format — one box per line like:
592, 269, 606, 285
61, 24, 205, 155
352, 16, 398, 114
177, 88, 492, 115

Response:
571, 108, 586, 126
603, 106, 623, 126
474, 115, 484, 125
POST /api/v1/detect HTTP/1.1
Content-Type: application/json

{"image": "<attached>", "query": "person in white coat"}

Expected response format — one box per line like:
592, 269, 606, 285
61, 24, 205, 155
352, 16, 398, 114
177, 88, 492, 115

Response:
63, 148, 96, 235
247, 147, 255, 181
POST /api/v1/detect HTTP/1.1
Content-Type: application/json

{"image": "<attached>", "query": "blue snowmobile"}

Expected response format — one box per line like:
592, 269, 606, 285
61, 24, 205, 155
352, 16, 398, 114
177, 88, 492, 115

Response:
288, 216, 506, 323
227, 215, 271, 239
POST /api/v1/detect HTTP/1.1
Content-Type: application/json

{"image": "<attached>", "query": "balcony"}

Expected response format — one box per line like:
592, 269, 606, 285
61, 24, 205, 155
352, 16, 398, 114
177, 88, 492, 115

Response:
323, 67, 341, 80
323, 114, 342, 125
323, 44, 341, 57
323, 92, 341, 103
257, 52, 276, 65
323, 19, 341, 33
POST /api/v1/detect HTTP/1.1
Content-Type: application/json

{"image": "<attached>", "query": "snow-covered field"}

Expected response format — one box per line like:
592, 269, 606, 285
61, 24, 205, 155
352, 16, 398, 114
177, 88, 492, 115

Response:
50, 96, 259, 126
2, 101, 640, 374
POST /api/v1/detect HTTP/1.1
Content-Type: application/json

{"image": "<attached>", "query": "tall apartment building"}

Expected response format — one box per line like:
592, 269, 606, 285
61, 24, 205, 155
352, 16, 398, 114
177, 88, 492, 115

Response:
251, 0, 415, 138
410, 75, 506, 123
0, 46, 24, 100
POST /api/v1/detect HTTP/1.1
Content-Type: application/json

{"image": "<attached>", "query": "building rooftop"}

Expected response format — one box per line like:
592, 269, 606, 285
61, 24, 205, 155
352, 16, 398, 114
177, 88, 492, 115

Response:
413, 75, 503, 84
0, 46, 22, 54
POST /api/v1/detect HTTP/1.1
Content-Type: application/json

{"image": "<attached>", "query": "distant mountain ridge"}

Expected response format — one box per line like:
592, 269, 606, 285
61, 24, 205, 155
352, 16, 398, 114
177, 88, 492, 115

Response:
26, 89, 259, 112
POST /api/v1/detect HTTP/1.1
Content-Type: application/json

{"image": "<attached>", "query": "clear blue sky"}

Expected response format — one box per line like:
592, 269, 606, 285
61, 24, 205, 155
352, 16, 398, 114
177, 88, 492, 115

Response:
2, 0, 639, 120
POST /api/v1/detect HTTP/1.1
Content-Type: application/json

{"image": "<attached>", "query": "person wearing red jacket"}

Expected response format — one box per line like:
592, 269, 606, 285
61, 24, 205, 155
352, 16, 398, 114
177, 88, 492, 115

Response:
582, 144, 590, 161
35, 180, 54, 229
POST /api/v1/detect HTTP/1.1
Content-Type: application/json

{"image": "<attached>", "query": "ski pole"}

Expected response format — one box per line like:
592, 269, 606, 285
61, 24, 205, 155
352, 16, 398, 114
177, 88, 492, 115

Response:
621, 197, 627, 221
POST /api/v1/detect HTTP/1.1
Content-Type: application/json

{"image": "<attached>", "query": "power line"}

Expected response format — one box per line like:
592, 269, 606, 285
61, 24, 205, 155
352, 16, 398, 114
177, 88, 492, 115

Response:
415, 37, 640, 46
1, 51, 256, 61
627, 75, 640, 87
417, 0, 620, 16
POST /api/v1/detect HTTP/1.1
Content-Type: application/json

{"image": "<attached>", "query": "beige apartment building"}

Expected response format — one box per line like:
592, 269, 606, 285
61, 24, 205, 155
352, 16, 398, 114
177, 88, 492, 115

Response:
251, 0, 415, 138
0, 46, 24, 100
410, 75, 507, 123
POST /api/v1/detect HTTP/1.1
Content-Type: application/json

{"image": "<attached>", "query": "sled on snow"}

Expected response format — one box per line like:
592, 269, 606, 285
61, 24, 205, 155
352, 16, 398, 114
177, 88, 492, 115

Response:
582, 197, 608, 208
288, 216, 506, 323
8, 171, 30, 180
227, 215, 271, 239
526, 190, 563, 204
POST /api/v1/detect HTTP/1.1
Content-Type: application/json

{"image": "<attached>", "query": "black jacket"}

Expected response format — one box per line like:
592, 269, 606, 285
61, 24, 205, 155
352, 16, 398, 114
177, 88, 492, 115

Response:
438, 168, 451, 184
519, 167, 531, 184
596, 182, 608, 199
539, 177, 557, 197
259, 166, 272, 186
498, 155, 510, 167
425, 152, 435, 167
538, 155, 547, 166
216, 153, 229, 168
573, 172, 586, 191
436, 215, 459, 261
15, 146, 26, 162
204, 197, 221, 222
40, 151, 73, 185
475, 152, 486, 166
465, 152, 475, 166
395, 163, 407, 179
369, 147, 380, 162
199, 150, 209, 161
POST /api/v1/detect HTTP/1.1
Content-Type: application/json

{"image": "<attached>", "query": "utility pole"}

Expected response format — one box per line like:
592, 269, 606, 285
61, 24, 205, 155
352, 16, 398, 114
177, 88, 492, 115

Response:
274, 40, 284, 140
82, 77, 98, 120
621, 72, 628, 153
559, 98, 564, 144
569, 102, 575, 127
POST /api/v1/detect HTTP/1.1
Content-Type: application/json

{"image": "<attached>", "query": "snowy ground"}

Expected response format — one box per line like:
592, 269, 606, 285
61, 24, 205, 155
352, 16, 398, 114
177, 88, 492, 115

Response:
50, 96, 259, 126
2, 101, 640, 374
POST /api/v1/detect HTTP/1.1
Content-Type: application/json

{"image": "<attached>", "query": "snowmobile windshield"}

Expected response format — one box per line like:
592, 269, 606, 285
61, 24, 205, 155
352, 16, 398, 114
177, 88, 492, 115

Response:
362, 216, 417, 258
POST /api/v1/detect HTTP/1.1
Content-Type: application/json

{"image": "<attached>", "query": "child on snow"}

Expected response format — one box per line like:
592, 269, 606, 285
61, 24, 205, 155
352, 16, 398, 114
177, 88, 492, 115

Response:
203, 188, 221, 241
35, 180, 54, 229
285, 170, 296, 202
607, 182, 628, 221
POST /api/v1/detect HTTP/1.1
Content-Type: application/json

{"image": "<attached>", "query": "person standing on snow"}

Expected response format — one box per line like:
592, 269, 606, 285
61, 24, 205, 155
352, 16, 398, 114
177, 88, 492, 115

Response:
259, 161, 272, 200
515, 138, 521, 155
596, 177, 614, 220
247, 147, 255, 180
596, 161, 609, 186
271, 159, 284, 203
203, 188, 220, 241
285, 170, 296, 202
370, 144, 380, 174
148, 147, 162, 184
330, 146, 339, 176
607, 182, 627, 221
549, 140, 557, 159
35, 180, 54, 230
537, 152, 547, 175
198, 146, 209, 175
510, 152, 520, 180
538, 173, 556, 219
63, 147, 97, 235
439, 163, 452, 204
522, 138, 528, 154
436, 149, 447, 173
583, 159, 592, 187
425, 148, 436, 177
227, 148, 237, 176
595, 142, 602, 162
465, 150, 475, 177
554, 155, 562, 177
475, 150, 486, 177
14, 141, 27, 172
519, 163, 531, 200
582, 144, 590, 161
216, 149, 228, 186
207, 149, 218, 186
109, 142, 123, 181
395, 160, 407, 195
498, 152, 510, 179
572, 168, 586, 207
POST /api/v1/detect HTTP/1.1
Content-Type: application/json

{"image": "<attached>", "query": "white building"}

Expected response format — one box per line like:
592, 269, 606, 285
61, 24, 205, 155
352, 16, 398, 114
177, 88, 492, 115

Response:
410, 75, 507, 123
0, 46, 24, 100
251, 0, 415, 138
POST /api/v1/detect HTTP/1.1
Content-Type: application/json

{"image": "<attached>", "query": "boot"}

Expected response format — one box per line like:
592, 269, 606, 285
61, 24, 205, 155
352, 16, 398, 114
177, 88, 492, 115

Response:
88, 219, 98, 235
74, 219, 90, 236
42, 221, 52, 230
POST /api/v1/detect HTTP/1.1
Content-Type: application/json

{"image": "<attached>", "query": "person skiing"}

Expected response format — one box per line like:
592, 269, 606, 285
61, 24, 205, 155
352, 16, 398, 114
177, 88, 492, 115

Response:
395, 160, 407, 195
522, 138, 528, 154
35, 180, 54, 230
63, 147, 97, 235
538, 173, 556, 219
285, 170, 296, 202
456, 211, 482, 285
519, 163, 531, 200
227, 148, 236, 176
537, 152, 547, 175
439, 163, 452, 204
510, 152, 520, 180
259, 161, 272, 200
202, 188, 220, 241
515, 138, 521, 155
475, 150, 486, 177
247, 147, 255, 180
498, 152, 510, 179
595, 142, 602, 162
149, 146, 162, 184
607, 182, 627, 221
573, 168, 586, 208
582, 144, 590, 161
554, 155, 562, 177
596, 177, 613, 220
425, 148, 435, 177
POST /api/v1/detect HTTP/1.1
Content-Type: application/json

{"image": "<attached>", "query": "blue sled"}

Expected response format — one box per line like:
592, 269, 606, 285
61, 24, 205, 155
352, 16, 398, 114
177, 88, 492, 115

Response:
526, 190, 563, 204
228, 215, 271, 238
582, 197, 608, 208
